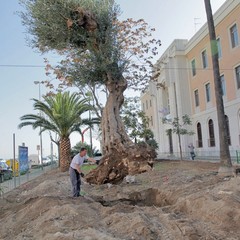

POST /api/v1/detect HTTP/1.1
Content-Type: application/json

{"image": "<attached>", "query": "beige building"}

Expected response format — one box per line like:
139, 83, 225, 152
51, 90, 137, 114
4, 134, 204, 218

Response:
142, 0, 240, 159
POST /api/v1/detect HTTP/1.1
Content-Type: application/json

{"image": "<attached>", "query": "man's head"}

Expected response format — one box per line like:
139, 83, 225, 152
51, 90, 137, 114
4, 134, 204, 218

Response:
80, 147, 87, 157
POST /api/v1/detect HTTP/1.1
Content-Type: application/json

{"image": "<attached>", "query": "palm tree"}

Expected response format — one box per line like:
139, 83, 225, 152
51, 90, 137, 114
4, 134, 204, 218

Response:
204, 0, 232, 174
18, 91, 97, 171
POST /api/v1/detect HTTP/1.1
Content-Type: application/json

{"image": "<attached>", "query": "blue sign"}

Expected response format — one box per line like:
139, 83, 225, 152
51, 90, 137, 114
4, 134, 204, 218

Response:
18, 146, 29, 174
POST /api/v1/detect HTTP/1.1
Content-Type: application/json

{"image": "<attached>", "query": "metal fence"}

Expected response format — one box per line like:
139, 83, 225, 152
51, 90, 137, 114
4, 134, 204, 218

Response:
1, 150, 239, 196
0, 162, 58, 196
157, 149, 240, 163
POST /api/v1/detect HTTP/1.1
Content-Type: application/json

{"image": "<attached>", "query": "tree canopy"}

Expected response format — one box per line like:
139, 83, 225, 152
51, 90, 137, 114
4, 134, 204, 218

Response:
20, 0, 161, 92
121, 96, 158, 148
18, 92, 93, 137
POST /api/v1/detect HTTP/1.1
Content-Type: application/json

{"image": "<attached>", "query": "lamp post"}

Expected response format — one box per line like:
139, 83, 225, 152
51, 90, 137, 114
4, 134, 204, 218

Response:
34, 81, 44, 169
85, 92, 93, 155
89, 103, 93, 155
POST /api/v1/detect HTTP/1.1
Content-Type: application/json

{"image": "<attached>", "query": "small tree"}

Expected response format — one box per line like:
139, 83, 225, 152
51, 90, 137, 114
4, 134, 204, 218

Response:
121, 97, 158, 150
163, 114, 194, 160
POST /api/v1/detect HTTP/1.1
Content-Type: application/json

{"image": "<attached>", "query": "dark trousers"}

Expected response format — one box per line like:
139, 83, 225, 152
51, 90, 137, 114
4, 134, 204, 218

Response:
190, 151, 195, 160
69, 167, 81, 197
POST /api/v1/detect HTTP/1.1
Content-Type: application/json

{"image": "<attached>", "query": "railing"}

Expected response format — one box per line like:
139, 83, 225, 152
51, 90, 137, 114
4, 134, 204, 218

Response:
236, 151, 240, 164
0, 162, 58, 196
157, 149, 240, 163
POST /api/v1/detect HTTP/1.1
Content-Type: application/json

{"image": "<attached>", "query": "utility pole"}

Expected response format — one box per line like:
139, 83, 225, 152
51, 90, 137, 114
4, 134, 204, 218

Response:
86, 92, 94, 156
13, 133, 16, 188
204, 0, 232, 173
34, 81, 44, 170
89, 102, 93, 155
173, 83, 182, 160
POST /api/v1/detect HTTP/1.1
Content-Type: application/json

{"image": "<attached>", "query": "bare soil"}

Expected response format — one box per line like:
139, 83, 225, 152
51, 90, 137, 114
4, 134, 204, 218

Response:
0, 160, 240, 240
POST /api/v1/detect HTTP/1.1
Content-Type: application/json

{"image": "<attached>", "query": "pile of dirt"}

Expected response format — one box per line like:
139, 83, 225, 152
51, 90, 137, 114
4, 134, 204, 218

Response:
0, 160, 240, 240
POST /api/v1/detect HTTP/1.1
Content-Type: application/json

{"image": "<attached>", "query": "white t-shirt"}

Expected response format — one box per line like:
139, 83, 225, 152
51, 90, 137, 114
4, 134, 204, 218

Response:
70, 154, 87, 169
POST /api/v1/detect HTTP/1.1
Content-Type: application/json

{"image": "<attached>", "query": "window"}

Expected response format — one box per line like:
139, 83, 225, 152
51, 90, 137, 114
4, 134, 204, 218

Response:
230, 24, 239, 48
225, 115, 231, 145
217, 38, 222, 58
142, 103, 145, 111
150, 99, 152, 107
150, 116, 153, 126
220, 75, 226, 96
205, 83, 211, 102
194, 89, 199, 107
146, 100, 148, 109
197, 123, 203, 148
208, 119, 215, 147
191, 59, 196, 76
235, 65, 240, 89
163, 88, 170, 112
201, 50, 208, 68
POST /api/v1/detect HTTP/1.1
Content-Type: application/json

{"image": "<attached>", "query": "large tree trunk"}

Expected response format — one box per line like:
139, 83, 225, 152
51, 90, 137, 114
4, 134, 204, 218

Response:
102, 77, 132, 154
85, 76, 156, 184
204, 0, 233, 175
59, 136, 71, 172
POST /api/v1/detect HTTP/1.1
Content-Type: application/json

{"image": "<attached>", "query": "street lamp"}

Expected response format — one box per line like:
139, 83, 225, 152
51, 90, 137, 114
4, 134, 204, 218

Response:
34, 81, 44, 168
85, 92, 93, 155
89, 101, 93, 155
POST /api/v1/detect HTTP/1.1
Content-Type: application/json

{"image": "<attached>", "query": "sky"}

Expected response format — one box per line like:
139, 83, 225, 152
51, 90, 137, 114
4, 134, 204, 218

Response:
0, 0, 226, 159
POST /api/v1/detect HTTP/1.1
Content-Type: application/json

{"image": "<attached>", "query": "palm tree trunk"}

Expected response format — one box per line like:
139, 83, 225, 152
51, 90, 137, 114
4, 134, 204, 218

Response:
204, 0, 233, 174
59, 136, 71, 172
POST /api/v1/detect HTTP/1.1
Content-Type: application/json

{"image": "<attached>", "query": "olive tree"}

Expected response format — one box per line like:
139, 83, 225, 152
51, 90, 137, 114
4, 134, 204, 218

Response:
20, 0, 161, 184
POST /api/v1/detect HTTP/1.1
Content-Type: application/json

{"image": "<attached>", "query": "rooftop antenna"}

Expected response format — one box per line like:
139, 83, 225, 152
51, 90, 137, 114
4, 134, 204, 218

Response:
194, 18, 201, 32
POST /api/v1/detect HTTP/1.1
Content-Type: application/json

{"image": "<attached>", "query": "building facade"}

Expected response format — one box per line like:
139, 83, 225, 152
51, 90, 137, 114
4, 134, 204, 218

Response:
141, 0, 240, 159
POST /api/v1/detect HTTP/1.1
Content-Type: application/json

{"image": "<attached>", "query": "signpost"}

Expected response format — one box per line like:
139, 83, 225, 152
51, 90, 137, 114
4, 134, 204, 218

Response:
18, 145, 29, 175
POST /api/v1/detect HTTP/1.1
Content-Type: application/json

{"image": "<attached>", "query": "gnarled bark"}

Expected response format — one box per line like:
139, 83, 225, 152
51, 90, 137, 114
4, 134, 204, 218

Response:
101, 77, 132, 155
85, 76, 156, 184
86, 143, 156, 184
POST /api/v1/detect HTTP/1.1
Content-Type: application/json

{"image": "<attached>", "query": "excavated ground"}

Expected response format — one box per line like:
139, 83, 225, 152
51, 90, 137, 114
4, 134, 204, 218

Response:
0, 160, 240, 240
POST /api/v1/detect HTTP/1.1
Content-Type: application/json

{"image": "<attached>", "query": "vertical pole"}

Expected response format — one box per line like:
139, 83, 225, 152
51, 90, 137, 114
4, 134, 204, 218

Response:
204, 0, 232, 169
89, 124, 93, 156
40, 128, 43, 171
37, 147, 40, 165
51, 142, 53, 169
18, 146, 20, 186
13, 133, 16, 188
174, 83, 182, 160
38, 82, 43, 171
89, 100, 93, 156
34, 81, 44, 170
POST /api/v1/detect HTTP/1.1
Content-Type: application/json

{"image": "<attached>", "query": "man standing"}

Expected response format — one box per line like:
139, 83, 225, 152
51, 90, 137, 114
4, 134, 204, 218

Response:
188, 143, 195, 160
69, 147, 96, 197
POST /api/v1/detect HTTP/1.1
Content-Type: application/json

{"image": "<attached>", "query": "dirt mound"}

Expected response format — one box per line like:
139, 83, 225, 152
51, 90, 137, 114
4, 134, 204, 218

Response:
0, 160, 240, 240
